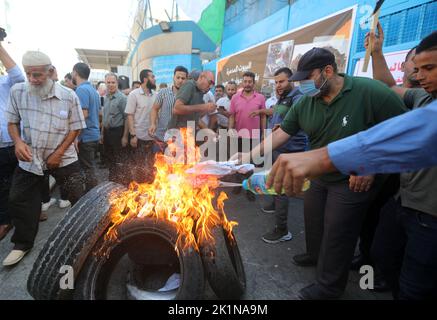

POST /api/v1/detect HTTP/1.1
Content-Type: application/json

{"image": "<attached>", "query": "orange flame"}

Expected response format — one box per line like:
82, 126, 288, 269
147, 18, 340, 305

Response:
104, 128, 238, 253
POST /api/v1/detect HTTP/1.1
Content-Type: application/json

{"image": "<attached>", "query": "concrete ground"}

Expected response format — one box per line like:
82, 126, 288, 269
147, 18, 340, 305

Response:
0, 169, 391, 300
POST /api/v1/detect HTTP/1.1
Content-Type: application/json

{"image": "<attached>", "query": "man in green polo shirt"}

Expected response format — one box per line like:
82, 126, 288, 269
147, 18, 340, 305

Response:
233, 48, 407, 299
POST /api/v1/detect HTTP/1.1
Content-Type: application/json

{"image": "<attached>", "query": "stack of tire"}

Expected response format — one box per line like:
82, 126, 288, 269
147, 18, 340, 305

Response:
27, 182, 246, 300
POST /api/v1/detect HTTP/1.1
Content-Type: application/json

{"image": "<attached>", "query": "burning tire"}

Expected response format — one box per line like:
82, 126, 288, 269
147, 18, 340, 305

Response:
27, 182, 127, 300
200, 226, 246, 299
73, 217, 205, 300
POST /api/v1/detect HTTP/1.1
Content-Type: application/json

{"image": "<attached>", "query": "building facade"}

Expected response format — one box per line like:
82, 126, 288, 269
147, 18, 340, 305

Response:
205, 0, 436, 88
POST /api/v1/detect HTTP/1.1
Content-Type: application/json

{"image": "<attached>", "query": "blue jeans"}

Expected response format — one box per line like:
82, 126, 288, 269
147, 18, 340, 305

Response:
399, 207, 437, 300
372, 200, 437, 300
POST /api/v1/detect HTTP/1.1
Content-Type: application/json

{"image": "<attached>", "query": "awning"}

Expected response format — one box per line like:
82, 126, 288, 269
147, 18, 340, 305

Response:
75, 48, 129, 71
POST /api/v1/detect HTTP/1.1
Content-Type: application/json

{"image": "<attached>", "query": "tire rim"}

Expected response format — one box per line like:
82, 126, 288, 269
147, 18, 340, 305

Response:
87, 229, 184, 300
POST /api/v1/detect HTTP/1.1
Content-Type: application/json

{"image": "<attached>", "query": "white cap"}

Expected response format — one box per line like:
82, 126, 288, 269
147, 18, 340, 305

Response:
22, 51, 52, 67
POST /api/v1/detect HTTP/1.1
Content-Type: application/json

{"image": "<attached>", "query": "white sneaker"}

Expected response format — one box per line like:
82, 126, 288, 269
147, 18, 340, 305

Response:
58, 199, 71, 209
41, 198, 57, 212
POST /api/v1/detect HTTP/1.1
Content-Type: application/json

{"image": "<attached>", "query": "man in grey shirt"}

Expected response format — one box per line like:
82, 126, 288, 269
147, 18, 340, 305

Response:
102, 73, 129, 185
168, 71, 217, 131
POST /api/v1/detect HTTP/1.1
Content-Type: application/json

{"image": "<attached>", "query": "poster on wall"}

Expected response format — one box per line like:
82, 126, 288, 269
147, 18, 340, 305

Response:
264, 40, 295, 79
216, 7, 355, 93
290, 37, 348, 74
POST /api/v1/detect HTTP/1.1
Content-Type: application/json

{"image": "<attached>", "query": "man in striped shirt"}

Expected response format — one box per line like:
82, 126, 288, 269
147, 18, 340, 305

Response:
149, 66, 189, 142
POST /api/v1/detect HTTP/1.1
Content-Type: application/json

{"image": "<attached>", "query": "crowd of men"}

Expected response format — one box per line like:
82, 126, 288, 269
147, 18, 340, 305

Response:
0, 24, 436, 300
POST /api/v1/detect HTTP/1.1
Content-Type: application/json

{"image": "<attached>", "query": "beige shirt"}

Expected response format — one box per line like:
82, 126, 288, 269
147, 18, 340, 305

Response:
6, 82, 86, 176
125, 87, 156, 141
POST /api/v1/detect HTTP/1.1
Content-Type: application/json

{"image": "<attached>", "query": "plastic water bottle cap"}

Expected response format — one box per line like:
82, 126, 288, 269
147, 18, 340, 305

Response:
242, 179, 249, 191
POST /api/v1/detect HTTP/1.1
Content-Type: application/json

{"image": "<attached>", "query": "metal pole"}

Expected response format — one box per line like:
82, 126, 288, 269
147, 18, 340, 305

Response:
148, 0, 154, 26
176, 3, 179, 21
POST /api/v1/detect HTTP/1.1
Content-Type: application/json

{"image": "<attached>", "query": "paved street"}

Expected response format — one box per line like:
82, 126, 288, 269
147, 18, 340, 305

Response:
0, 171, 391, 300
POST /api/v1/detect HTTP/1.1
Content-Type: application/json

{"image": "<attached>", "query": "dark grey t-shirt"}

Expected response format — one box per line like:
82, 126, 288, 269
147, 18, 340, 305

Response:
168, 80, 205, 129
400, 89, 437, 216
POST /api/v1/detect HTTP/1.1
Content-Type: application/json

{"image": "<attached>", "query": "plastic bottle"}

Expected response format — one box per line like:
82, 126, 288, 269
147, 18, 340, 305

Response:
242, 171, 311, 195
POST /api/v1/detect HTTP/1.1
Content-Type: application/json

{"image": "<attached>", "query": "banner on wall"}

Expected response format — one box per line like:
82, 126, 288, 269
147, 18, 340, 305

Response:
216, 8, 355, 94
354, 50, 410, 85
152, 55, 193, 85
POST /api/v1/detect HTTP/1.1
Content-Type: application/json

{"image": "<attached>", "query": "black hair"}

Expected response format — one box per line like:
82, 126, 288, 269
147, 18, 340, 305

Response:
73, 63, 91, 80
416, 31, 437, 55
96, 81, 105, 89
405, 46, 417, 61
274, 67, 293, 78
215, 84, 225, 91
139, 69, 153, 84
174, 66, 189, 76
227, 81, 237, 86
242, 71, 256, 81
132, 81, 142, 88
64, 73, 73, 80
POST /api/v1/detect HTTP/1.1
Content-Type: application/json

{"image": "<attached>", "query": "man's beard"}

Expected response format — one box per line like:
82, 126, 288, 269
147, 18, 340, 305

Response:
28, 79, 54, 98
147, 82, 157, 91
406, 74, 421, 88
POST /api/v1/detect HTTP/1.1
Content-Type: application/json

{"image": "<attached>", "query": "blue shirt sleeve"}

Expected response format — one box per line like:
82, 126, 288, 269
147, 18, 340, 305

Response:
6, 65, 25, 88
75, 87, 89, 110
328, 100, 437, 176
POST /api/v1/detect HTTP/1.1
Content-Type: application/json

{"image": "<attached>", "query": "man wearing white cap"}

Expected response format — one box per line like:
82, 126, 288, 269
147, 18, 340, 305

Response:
2, 51, 86, 267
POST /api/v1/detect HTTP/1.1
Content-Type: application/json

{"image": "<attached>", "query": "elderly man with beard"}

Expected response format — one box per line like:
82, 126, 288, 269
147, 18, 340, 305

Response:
2, 51, 86, 267
125, 69, 157, 184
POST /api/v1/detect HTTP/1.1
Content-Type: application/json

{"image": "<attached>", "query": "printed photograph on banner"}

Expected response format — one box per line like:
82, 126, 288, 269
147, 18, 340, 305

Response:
290, 37, 348, 74
263, 40, 295, 79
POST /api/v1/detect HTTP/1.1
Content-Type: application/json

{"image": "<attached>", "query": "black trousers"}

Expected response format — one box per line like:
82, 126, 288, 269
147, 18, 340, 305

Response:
78, 140, 99, 192
104, 126, 130, 186
358, 174, 400, 261
9, 162, 84, 250
0, 146, 17, 225
303, 178, 381, 296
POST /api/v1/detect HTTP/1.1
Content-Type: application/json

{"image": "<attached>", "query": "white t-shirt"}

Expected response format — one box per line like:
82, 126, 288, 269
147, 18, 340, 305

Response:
216, 96, 231, 127
201, 91, 217, 127
265, 96, 278, 109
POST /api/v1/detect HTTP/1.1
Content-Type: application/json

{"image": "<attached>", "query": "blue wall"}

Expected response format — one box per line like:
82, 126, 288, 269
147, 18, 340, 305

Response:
147, 54, 203, 85
152, 55, 194, 85
209, 0, 436, 76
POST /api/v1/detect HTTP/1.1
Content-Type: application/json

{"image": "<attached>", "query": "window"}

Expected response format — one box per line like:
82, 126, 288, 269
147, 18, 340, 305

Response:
355, 1, 437, 53
421, 1, 437, 38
